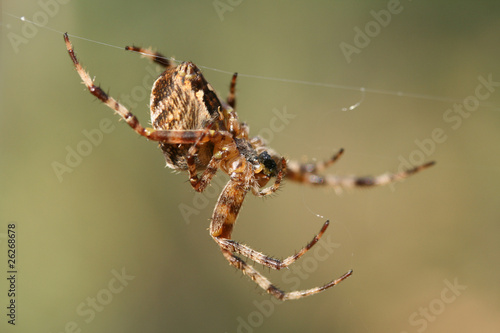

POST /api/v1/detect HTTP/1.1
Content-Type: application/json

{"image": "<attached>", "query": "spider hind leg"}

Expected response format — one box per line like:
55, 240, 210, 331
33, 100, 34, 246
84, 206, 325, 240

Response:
221, 249, 352, 301
211, 174, 351, 300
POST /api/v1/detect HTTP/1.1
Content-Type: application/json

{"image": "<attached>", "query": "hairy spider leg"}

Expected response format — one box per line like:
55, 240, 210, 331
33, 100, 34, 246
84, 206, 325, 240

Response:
285, 148, 345, 182
185, 132, 234, 192
125, 45, 173, 68
219, 73, 245, 137
286, 150, 435, 189
216, 216, 327, 269
221, 250, 352, 301
226, 72, 238, 109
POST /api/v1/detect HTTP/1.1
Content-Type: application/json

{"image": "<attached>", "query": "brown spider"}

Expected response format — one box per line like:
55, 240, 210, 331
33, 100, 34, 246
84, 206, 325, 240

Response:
64, 33, 434, 301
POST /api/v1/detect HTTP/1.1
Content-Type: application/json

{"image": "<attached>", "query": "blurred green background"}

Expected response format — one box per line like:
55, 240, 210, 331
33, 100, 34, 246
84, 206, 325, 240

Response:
1, 1, 500, 332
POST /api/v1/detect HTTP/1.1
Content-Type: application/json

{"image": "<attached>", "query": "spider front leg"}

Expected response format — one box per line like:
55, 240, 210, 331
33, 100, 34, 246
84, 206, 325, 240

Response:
285, 148, 435, 189
285, 148, 345, 183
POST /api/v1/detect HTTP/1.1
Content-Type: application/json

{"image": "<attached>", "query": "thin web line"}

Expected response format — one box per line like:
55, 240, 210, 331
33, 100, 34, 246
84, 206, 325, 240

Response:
4, 12, 500, 111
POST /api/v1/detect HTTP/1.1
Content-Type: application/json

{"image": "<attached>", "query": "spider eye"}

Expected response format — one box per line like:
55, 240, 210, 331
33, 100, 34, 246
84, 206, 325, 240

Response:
257, 151, 277, 178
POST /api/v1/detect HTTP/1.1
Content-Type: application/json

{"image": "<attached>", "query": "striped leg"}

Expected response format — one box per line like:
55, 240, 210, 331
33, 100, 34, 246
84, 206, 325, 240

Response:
318, 161, 436, 188
286, 148, 435, 189
186, 145, 231, 192
226, 72, 238, 109
125, 45, 172, 68
219, 73, 247, 138
221, 249, 352, 301
286, 149, 344, 183
216, 219, 330, 269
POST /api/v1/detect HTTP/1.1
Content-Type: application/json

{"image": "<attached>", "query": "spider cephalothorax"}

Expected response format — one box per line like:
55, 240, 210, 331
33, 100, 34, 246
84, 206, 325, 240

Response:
64, 33, 434, 301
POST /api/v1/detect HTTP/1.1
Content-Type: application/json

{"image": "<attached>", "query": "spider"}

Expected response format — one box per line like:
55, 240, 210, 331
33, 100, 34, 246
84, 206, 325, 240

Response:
64, 33, 435, 301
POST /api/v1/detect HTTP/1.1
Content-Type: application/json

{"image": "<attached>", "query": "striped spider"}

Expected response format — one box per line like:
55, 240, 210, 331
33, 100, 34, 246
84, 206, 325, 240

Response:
64, 34, 434, 301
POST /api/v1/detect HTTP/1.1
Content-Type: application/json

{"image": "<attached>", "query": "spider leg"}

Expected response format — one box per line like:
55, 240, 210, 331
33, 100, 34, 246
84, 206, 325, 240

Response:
211, 166, 351, 300
226, 72, 238, 109
219, 73, 248, 138
65, 33, 156, 140
285, 149, 435, 189
221, 248, 352, 301
186, 145, 231, 192
216, 219, 331, 269
180, 116, 240, 192
285, 149, 344, 183
124, 45, 172, 68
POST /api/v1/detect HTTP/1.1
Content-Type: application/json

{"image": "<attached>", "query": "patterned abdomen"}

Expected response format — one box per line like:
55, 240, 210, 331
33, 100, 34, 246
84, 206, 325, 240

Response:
150, 62, 224, 170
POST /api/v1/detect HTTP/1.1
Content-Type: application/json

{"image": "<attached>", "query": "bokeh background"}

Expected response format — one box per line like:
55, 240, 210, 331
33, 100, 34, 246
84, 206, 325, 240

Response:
1, 1, 500, 332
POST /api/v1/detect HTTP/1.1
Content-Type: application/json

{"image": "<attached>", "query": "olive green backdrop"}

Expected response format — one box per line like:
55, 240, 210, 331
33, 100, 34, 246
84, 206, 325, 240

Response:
1, 1, 499, 332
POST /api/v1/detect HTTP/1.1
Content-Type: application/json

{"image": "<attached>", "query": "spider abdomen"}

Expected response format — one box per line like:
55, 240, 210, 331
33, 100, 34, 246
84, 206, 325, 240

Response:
150, 62, 224, 170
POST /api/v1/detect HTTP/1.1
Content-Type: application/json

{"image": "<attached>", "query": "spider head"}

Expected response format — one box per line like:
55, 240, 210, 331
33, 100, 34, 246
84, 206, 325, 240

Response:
253, 151, 278, 187
257, 151, 278, 177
